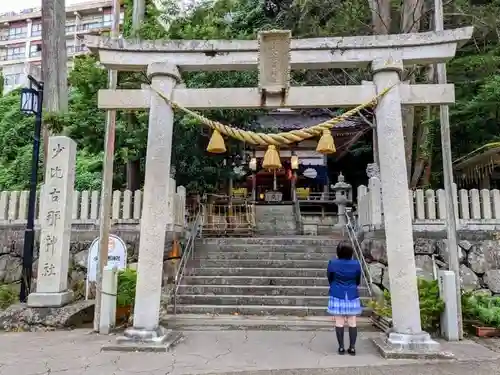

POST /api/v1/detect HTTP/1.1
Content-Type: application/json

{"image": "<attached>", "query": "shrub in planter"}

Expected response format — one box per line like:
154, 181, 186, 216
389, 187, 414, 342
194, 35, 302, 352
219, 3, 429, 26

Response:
462, 293, 500, 332
116, 268, 137, 323
368, 278, 445, 333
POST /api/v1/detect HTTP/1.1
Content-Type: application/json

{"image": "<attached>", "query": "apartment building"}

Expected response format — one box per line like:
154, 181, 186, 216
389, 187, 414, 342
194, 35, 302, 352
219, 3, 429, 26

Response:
0, 0, 124, 94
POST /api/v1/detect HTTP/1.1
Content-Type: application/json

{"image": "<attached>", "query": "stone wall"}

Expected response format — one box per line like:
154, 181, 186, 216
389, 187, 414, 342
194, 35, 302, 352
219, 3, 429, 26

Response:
0, 223, 176, 294
361, 230, 500, 296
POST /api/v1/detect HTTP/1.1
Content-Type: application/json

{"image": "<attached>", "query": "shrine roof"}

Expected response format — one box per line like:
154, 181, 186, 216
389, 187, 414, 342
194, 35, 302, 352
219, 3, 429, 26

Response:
453, 142, 500, 170
253, 109, 369, 132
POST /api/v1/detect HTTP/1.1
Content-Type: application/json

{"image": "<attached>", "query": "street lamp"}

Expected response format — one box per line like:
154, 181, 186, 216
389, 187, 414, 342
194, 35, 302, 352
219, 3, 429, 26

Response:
19, 75, 44, 302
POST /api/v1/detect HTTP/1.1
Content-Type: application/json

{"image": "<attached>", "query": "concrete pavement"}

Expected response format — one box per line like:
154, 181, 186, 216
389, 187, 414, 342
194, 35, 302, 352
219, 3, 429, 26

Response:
0, 329, 499, 375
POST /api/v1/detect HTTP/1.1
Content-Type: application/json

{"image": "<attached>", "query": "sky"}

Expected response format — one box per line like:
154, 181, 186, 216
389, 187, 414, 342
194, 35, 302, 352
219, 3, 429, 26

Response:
0, 0, 90, 13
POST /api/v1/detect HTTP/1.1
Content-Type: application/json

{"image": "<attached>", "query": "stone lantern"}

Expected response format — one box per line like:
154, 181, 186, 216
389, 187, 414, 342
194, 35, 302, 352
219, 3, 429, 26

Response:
332, 172, 352, 228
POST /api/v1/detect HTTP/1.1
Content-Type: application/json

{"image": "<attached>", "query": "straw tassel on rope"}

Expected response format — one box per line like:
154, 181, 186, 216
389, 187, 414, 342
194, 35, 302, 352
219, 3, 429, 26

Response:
316, 129, 336, 154
206, 129, 226, 153
262, 145, 282, 170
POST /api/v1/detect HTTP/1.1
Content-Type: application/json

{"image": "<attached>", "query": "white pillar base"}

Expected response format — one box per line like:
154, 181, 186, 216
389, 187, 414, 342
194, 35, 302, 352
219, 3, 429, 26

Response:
372, 332, 453, 359
101, 326, 183, 352
27, 290, 73, 308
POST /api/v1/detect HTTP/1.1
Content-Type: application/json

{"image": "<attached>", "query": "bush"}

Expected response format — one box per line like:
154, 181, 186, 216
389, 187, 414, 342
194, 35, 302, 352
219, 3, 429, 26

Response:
117, 268, 137, 308
0, 284, 18, 309
462, 292, 500, 328
368, 278, 445, 333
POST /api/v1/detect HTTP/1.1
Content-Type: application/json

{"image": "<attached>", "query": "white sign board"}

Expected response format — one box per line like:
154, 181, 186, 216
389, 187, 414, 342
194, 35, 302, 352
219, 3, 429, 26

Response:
87, 234, 127, 282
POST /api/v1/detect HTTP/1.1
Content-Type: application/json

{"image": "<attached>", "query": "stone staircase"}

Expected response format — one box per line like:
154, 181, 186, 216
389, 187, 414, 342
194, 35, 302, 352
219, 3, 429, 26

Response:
254, 205, 297, 235
166, 235, 373, 330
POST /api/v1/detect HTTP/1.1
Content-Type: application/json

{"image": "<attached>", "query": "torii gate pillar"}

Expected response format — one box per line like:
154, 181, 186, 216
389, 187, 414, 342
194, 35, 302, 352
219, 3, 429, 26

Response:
111, 62, 182, 351
372, 57, 440, 354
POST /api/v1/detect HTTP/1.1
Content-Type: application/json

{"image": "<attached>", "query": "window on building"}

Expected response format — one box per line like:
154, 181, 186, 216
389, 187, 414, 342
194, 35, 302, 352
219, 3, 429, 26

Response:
30, 44, 41, 57
8, 26, 28, 40
4, 73, 22, 87
65, 24, 76, 33
31, 23, 42, 37
7, 46, 26, 60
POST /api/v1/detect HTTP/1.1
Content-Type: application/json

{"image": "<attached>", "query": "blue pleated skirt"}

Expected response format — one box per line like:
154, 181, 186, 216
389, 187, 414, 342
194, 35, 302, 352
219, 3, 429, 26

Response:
326, 295, 362, 316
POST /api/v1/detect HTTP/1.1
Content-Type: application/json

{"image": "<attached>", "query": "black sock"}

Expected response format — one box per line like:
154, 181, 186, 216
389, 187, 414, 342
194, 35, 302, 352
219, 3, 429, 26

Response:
335, 326, 344, 349
348, 326, 357, 348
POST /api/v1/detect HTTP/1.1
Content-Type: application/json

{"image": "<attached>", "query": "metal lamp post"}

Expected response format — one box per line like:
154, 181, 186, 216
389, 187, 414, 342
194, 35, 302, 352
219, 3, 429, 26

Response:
19, 75, 44, 302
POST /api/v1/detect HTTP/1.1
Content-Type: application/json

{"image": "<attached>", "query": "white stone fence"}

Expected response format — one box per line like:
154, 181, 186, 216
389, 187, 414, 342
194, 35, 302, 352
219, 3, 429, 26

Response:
357, 177, 500, 230
0, 186, 186, 227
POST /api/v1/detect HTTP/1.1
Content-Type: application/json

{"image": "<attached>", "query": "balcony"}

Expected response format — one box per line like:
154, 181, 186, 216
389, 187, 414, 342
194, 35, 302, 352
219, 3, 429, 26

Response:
8, 33, 27, 40
77, 21, 112, 33
67, 45, 87, 56
2, 53, 25, 61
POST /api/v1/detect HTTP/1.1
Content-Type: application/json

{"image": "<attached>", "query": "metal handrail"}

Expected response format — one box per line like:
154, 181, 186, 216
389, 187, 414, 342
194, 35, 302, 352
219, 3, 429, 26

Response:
345, 212, 373, 296
172, 211, 202, 315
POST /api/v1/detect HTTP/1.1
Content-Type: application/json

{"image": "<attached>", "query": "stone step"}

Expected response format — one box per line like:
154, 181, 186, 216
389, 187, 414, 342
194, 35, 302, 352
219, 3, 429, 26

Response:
192, 267, 325, 277
198, 252, 334, 261
176, 294, 370, 307
182, 275, 330, 286
177, 284, 371, 297
197, 236, 344, 246
197, 244, 340, 253
198, 259, 328, 269
167, 304, 372, 317
161, 314, 377, 331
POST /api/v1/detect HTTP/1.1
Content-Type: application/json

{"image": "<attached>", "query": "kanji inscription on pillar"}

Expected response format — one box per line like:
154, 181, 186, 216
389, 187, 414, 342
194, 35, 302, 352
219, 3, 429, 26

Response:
28, 136, 76, 306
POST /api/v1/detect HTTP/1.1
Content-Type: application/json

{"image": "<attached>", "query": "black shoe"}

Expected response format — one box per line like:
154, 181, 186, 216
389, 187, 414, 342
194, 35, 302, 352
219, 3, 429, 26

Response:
338, 347, 345, 355
347, 347, 356, 356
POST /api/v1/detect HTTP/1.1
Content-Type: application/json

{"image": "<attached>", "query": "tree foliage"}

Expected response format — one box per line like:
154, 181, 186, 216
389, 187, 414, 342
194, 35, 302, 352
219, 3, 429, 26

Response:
0, 0, 498, 191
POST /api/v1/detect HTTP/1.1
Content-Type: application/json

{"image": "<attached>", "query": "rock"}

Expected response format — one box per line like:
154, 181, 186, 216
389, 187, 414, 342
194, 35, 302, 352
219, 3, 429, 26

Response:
415, 255, 434, 280
483, 269, 500, 294
472, 289, 493, 297
0, 255, 22, 284
72, 249, 88, 270
458, 240, 473, 252
459, 264, 480, 291
468, 245, 489, 274
414, 238, 435, 255
0, 300, 94, 331
369, 240, 387, 265
361, 240, 371, 260
382, 268, 390, 291
437, 239, 465, 265
368, 262, 384, 285
481, 241, 500, 269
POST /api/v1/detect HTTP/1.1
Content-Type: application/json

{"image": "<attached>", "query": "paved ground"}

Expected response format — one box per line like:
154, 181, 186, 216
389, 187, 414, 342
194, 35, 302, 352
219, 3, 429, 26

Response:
0, 329, 499, 375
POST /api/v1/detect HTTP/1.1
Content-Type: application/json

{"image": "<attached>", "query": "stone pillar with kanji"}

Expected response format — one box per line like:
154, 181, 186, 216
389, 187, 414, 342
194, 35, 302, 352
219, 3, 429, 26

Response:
28, 136, 76, 307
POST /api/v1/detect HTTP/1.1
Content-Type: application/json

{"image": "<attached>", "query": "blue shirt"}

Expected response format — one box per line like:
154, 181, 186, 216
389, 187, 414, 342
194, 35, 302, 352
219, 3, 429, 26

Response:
327, 259, 361, 300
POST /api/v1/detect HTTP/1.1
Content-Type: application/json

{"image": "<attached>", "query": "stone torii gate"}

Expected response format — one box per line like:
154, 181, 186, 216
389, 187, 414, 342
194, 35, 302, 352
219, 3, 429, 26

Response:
86, 27, 472, 352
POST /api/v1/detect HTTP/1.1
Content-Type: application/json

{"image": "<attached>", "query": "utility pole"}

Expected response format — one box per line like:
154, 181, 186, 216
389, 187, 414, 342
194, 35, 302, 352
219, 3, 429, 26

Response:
435, 0, 463, 339
93, 0, 121, 332
132, 0, 146, 34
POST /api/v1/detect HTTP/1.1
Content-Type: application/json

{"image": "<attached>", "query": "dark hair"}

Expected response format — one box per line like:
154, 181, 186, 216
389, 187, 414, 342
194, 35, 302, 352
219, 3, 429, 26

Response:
336, 241, 354, 260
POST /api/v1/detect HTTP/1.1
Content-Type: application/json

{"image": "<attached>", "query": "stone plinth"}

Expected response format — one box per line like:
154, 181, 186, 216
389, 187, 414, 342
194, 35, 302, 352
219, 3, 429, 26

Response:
28, 136, 76, 307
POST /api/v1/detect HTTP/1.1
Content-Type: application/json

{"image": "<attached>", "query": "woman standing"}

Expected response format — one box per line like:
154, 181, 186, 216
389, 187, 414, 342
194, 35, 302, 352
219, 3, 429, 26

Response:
326, 241, 362, 355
